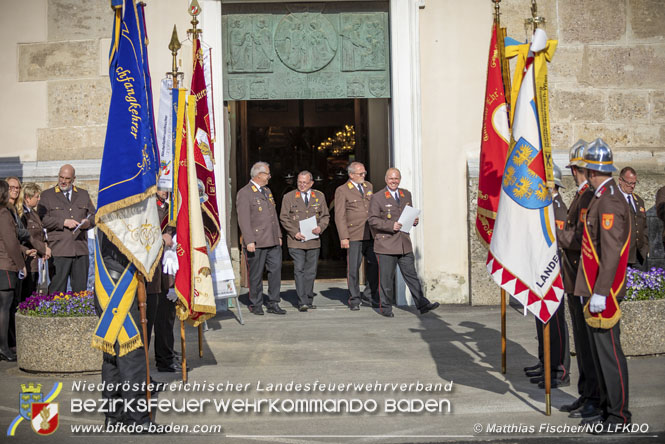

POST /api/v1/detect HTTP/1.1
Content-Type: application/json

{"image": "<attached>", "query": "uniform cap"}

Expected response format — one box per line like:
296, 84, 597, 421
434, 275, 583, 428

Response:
580, 138, 616, 173
566, 139, 587, 168
553, 163, 564, 188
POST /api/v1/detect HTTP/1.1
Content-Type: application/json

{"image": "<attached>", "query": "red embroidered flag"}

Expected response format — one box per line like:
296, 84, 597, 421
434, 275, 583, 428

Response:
476, 23, 510, 247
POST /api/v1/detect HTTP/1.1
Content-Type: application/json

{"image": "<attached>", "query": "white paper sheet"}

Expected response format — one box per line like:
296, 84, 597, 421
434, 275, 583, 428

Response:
398, 205, 420, 233
299, 216, 319, 241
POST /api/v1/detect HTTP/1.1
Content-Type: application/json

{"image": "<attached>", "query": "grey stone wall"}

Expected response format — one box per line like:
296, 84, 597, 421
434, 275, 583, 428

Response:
19, 0, 111, 162
468, 0, 665, 305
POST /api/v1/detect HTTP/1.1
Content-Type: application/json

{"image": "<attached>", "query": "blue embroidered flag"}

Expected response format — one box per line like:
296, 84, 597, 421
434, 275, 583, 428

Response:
96, 0, 162, 280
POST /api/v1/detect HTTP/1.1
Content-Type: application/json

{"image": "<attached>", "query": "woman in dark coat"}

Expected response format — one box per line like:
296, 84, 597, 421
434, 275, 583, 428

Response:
18, 183, 50, 300
0, 180, 26, 361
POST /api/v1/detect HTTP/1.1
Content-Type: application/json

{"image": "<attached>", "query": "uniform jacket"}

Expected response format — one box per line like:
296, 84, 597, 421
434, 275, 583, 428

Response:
236, 182, 281, 248
0, 207, 26, 272
368, 187, 415, 255
657, 186, 665, 250
626, 192, 648, 264
334, 180, 373, 242
147, 200, 175, 294
37, 185, 96, 257
279, 189, 330, 249
574, 179, 632, 299
552, 192, 568, 257
21, 207, 48, 273
556, 183, 593, 294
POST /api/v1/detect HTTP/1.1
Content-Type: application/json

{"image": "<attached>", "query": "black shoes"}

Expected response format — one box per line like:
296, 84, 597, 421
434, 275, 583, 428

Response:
560, 396, 585, 412
267, 304, 286, 315
0, 351, 16, 362
250, 305, 264, 315
157, 362, 189, 373
525, 369, 543, 377
569, 402, 602, 419
307, 304, 317, 309
349, 305, 360, 311
530, 376, 543, 384
380, 311, 394, 318
538, 377, 570, 389
298, 305, 308, 312
524, 362, 542, 373
419, 302, 440, 314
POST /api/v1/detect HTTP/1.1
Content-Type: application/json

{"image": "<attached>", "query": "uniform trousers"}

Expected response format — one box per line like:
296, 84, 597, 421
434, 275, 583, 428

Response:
245, 245, 281, 308
50, 255, 88, 293
347, 240, 378, 307
288, 247, 319, 307
95, 293, 149, 425
146, 290, 176, 368
535, 301, 570, 380
587, 319, 631, 425
568, 294, 600, 405
376, 252, 429, 314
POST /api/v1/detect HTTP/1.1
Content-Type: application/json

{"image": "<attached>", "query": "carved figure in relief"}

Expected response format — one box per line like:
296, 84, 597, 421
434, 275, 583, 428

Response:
341, 16, 386, 72
229, 19, 252, 72
275, 12, 337, 73
253, 18, 274, 71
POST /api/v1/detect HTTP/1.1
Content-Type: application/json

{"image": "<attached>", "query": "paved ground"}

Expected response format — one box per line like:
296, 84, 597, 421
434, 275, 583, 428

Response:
1, 283, 663, 443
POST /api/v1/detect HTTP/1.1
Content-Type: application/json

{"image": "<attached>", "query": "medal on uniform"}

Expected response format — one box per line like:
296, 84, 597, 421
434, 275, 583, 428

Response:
387, 213, 391, 219
259, 207, 263, 211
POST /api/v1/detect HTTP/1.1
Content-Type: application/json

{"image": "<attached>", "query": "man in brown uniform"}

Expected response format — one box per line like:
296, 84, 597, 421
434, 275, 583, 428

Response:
574, 139, 632, 432
146, 191, 179, 372
368, 168, 439, 317
555, 141, 601, 418
617, 167, 648, 269
38, 164, 96, 293
529, 165, 570, 389
334, 162, 378, 310
237, 161, 285, 315
657, 185, 665, 250
280, 171, 330, 311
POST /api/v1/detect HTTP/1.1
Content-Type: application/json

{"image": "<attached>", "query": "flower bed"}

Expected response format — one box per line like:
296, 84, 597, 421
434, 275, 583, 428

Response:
16, 291, 101, 373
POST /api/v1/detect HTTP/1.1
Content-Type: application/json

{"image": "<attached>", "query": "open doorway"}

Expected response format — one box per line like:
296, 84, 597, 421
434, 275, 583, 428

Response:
234, 98, 389, 281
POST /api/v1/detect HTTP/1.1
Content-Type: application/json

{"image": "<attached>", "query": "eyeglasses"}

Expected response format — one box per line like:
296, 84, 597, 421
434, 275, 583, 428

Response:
9, 186, 20, 190
620, 177, 638, 187
258, 172, 271, 177
351, 171, 367, 176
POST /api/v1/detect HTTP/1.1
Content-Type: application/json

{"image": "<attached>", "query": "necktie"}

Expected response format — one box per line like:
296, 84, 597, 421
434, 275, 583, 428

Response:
628, 195, 636, 213
393, 191, 400, 205
357, 184, 364, 198
259, 187, 268, 199
304, 192, 309, 207
66, 190, 71, 201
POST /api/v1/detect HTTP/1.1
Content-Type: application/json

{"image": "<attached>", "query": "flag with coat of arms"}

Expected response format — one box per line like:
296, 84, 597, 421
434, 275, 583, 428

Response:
487, 29, 564, 323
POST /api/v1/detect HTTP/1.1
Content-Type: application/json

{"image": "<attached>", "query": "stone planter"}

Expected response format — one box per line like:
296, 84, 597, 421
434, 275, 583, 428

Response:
566, 298, 665, 357
15, 313, 102, 373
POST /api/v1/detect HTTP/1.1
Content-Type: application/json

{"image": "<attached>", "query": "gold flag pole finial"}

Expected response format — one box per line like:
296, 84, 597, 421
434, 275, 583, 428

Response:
188, 0, 203, 40
492, 0, 501, 26
525, 0, 546, 34
168, 25, 183, 88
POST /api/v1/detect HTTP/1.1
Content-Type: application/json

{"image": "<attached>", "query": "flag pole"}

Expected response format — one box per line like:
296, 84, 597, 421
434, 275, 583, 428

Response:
492, 0, 509, 376
525, 0, 551, 415
188, 0, 206, 361
167, 24, 188, 384
137, 274, 152, 419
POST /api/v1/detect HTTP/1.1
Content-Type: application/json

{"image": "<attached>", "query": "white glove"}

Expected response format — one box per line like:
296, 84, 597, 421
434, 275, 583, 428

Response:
162, 241, 179, 276
166, 291, 177, 302
589, 293, 607, 313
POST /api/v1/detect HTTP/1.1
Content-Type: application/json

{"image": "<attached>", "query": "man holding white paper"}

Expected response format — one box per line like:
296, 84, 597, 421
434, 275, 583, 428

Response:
368, 168, 439, 317
280, 171, 330, 311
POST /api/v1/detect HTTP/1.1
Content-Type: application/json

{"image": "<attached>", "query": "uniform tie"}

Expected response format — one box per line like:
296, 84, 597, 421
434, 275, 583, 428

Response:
357, 184, 364, 198
304, 192, 309, 207
627, 194, 636, 213
259, 187, 268, 199
66, 190, 71, 201
393, 191, 400, 205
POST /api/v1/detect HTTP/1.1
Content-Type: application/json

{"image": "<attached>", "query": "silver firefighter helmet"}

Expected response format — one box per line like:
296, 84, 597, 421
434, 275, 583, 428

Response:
566, 139, 587, 168
580, 138, 616, 173
553, 163, 564, 188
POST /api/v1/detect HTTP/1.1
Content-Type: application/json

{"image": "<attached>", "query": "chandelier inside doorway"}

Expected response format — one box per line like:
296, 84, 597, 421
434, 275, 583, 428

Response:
316, 124, 356, 156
